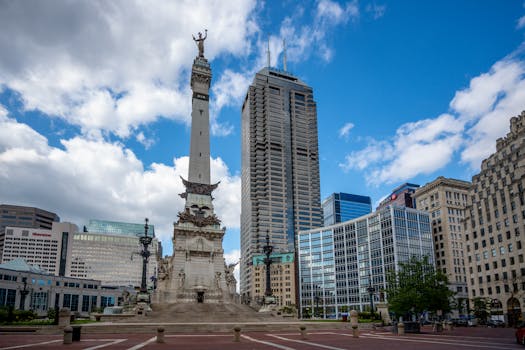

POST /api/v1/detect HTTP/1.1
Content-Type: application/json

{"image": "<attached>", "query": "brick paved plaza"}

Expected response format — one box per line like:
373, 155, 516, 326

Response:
0, 326, 519, 350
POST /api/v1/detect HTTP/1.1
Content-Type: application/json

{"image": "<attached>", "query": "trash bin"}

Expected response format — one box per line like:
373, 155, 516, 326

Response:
72, 326, 82, 341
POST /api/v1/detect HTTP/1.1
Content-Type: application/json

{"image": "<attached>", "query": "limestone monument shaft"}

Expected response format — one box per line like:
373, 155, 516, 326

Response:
155, 31, 237, 304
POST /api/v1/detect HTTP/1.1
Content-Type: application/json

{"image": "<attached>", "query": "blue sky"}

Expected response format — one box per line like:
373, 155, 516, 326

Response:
1, 1, 525, 268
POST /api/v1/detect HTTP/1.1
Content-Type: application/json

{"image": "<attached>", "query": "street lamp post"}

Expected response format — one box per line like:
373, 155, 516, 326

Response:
19, 277, 30, 310
367, 274, 375, 314
263, 232, 273, 299
314, 295, 320, 318
139, 218, 153, 294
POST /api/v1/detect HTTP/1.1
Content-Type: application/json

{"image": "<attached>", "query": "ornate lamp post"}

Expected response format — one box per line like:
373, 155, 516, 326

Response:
19, 277, 30, 310
263, 232, 273, 300
367, 273, 375, 314
314, 295, 320, 318
139, 218, 153, 294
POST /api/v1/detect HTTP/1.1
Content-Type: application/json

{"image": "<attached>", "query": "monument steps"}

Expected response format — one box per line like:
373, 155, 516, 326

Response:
146, 302, 287, 323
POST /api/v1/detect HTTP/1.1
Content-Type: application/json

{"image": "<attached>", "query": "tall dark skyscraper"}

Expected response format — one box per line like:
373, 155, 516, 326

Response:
240, 67, 322, 301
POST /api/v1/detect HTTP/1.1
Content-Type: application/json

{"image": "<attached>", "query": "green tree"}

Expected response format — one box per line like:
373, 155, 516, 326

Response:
472, 297, 489, 324
385, 256, 454, 318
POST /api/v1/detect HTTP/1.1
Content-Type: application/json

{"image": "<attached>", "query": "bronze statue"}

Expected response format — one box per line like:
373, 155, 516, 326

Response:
192, 29, 207, 57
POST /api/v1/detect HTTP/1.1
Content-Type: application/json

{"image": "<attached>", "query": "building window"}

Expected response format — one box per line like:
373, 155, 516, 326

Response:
63, 294, 71, 308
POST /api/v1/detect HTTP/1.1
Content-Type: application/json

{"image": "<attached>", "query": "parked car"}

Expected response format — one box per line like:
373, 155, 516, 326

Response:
467, 317, 478, 327
515, 322, 525, 345
487, 319, 505, 328
451, 318, 467, 327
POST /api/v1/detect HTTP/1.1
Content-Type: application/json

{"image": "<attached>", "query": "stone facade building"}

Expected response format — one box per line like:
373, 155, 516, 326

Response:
250, 252, 295, 307
413, 176, 471, 317
240, 67, 322, 303
465, 111, 525, 326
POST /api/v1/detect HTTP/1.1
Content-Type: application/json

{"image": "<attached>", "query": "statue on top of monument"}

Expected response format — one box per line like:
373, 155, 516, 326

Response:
192, 29, 207, 57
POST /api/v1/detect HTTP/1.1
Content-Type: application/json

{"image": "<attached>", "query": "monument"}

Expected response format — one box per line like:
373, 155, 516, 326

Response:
155, 31, 237, 304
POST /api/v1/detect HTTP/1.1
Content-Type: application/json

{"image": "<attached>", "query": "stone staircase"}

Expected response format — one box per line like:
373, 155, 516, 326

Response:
145, 302, 289, 323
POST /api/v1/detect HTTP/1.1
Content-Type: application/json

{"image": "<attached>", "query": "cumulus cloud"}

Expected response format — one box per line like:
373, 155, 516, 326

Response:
0, 117, 241, 252
366, 3, 386, 20
518, 15, 525, 29
338, 122, 355, 139
339, 54, 525, 185
0, 0, 257, 138
278, 0, 359, 64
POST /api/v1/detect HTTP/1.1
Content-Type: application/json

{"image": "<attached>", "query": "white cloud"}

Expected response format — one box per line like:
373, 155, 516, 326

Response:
0, 118, 241, 253
518, 15, 525, 29
451, 59, 525, 167
450, 60, 523, 121
339, 54, 525, 185
0, 0, 257, 138
338, 122, 355, 139
0, 104, 8, 118
317, 0, 359, 24
136, 132, 155, 149
366, 3, 386, 20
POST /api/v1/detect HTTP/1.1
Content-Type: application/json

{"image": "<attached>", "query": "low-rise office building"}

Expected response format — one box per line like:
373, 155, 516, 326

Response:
0, 258, 120, 316
70, 219, 159, 288
298, 205, 434, 319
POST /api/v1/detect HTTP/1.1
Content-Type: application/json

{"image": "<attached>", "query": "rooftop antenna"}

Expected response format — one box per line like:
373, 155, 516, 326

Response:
282, 39, 287, 72
267, 37, 271, 68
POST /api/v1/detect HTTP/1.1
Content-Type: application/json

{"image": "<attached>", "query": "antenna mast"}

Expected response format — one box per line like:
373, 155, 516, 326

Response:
283, 39, 287, 72
267, 37, 271, 68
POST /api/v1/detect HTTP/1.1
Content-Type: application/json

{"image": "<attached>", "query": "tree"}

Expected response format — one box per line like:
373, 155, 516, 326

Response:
385, 256, 454, 319
472, 297, 489, 324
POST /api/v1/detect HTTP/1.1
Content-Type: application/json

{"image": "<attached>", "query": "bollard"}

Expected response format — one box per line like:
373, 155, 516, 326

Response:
63, 326, 73, 344
398, 322, 405, 335
350, 310, 359, 338
299, 325, 307, 339
156, 327, 165, 343
233, 327, 241, 342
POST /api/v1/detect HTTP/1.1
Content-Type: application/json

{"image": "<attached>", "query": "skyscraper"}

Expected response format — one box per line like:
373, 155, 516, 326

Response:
322, 193, 372, 226
465, 111, 525, 326
240, 67, 322, 302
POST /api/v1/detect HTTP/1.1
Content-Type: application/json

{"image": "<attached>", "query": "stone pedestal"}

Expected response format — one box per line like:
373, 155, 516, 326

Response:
375, 302, 391, 325
58, 308, 71, 327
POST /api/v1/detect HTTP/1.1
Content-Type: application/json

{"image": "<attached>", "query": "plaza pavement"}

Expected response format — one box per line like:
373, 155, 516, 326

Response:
0, 325, 519, 350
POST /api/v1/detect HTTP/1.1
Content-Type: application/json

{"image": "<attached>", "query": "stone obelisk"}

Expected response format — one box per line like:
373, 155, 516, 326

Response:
155, 31, 237, 304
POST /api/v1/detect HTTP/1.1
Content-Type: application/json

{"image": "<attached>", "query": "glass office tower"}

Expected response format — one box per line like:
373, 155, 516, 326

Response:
322, 193, 372, 226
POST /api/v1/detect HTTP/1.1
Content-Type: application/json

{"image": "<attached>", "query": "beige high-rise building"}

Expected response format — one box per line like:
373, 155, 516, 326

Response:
250, 252, 295, 308
465, 111, 525, 326
413, 177, 471, 317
